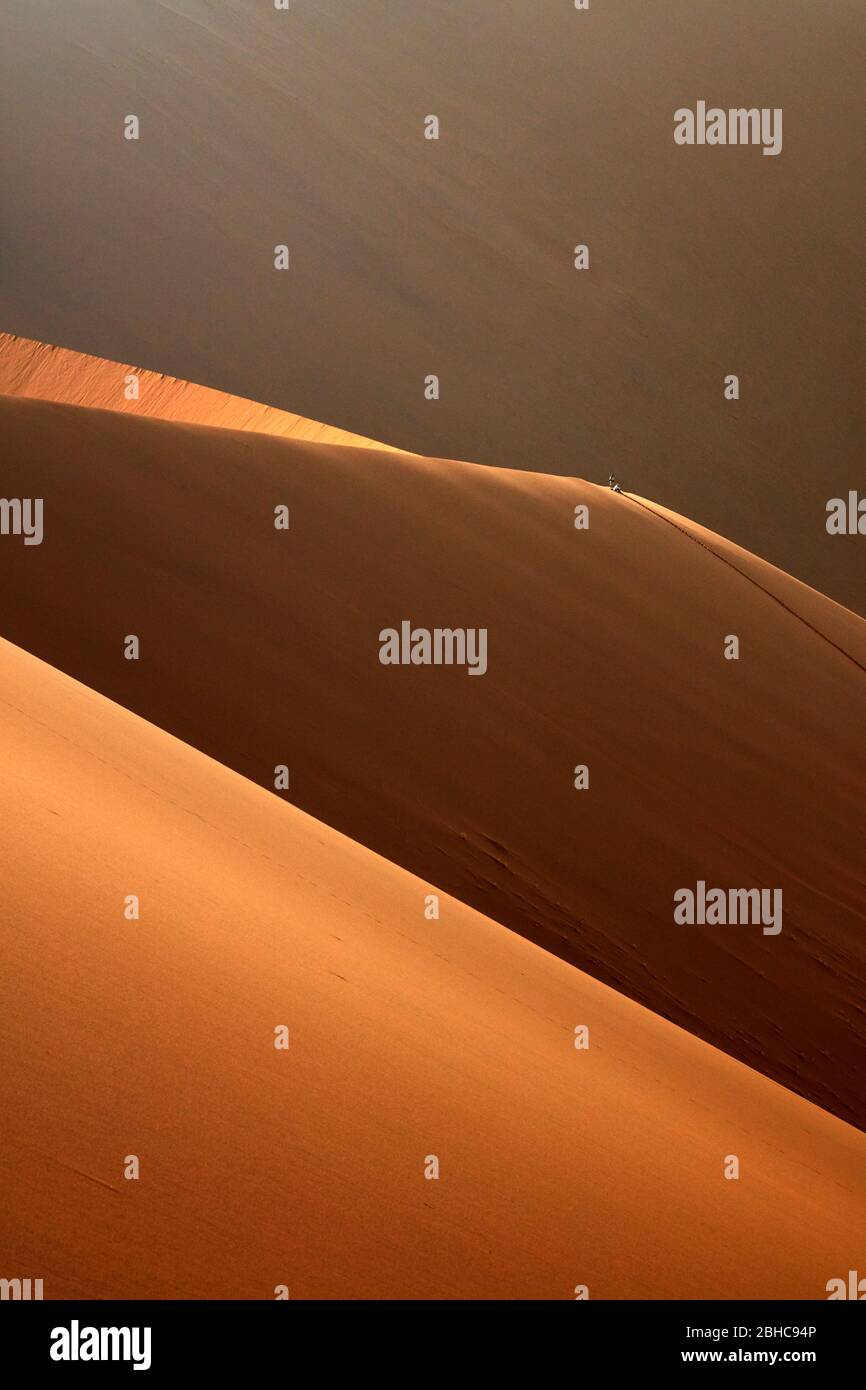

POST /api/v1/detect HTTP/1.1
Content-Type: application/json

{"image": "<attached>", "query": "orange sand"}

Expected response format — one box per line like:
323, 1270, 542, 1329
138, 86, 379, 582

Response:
0, 332, 398, 450
1, 389, 863, 1132
0, 634, 863, 1299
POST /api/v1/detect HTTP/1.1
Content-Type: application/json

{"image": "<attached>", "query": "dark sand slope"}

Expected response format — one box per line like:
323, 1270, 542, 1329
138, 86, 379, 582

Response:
1, 634, 864, 1300
1, 0, 864, 612
1, 394, 864, 1129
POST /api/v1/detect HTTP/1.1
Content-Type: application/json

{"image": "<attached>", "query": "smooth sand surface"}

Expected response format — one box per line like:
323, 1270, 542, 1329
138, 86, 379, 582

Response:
1, 392, 863, 1131
1, 0, 864, 613
1, 634, 863, 1300
0, 332, 397, 450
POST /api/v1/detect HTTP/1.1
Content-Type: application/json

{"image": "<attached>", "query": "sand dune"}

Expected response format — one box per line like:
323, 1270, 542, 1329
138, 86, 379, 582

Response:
1, 391, 863, 1132
0, 332, 396, 450
1, 0, 864, 612
1, 633, 863, 1299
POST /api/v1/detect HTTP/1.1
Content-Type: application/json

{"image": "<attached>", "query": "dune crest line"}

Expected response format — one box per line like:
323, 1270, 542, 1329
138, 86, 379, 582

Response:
623, 492, 866, 678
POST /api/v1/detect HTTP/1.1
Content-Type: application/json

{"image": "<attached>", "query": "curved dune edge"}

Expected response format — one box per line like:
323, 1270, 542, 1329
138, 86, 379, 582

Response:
0, 331, 403, 451
0, 392, 864, 1133
0, 633, 863, 1300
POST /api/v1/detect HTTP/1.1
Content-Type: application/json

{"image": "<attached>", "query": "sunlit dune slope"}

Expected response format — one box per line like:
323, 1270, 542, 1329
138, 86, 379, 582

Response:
0, 635, 863, 1300
0, 332, 398, 450
0, 393, 864, 1130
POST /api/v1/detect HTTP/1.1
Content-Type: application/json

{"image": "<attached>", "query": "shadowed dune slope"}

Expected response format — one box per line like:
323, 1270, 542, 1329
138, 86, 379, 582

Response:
0, 634, 864, 1300
0, 394, 864, 1129
0, 332, 397, 450
1, 0, 864, 612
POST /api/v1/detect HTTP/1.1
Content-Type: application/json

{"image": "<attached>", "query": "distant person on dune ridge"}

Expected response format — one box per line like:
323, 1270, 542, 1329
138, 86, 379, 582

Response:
608, 473, 623, 493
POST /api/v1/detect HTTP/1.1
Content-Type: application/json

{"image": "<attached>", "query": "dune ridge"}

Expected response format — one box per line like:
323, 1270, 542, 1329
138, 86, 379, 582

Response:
1, 0, 864, 613
1, 633, 864, 1300
1, 390, 863, 1131
0, 332, 399, 450
626, 492, 866, 677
